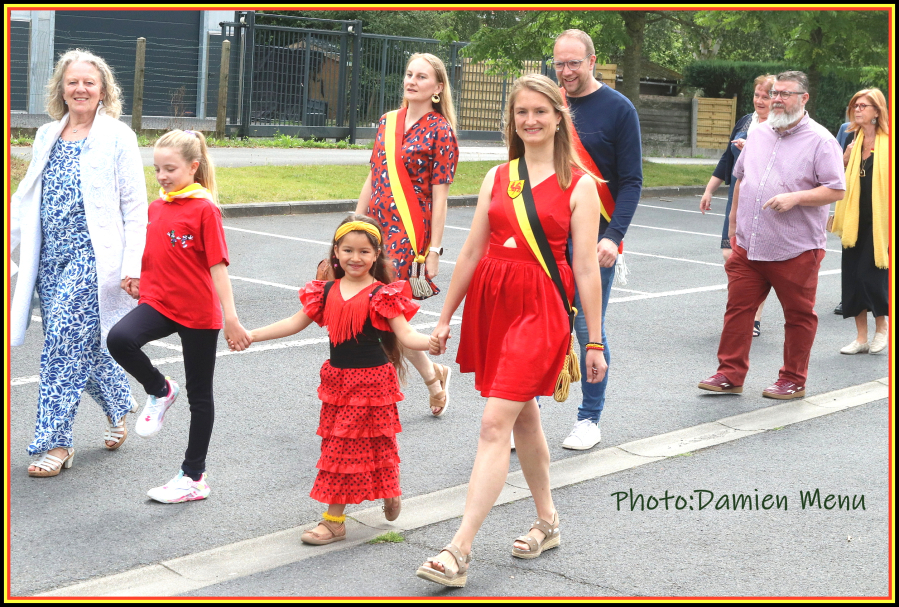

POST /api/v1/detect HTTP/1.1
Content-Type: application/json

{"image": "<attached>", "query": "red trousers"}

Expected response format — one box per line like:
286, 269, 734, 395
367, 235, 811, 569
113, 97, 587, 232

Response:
717, 245, 824, 386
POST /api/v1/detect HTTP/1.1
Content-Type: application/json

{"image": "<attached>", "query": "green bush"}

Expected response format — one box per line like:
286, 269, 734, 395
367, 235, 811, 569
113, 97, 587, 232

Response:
683, 60, 887, 134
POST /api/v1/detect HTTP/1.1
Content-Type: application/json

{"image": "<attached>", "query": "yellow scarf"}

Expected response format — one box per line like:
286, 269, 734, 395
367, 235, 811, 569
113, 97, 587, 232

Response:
159, 182, 214, 202
831, 131, 889, 269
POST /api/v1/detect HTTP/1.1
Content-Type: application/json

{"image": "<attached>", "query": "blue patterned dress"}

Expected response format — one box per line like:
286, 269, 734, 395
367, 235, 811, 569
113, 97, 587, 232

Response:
29, 138, 134, 456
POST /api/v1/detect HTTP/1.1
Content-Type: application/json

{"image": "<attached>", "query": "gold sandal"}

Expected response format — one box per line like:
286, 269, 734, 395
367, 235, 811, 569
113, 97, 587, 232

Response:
300, 519, 346, 545
416, 543, 471, 587
511, 511, 560, 559
425, 363, 451, 417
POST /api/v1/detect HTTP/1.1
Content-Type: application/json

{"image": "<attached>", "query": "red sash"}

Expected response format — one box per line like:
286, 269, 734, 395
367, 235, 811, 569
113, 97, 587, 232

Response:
561, 87, 623, 253
385, 107, 427, 261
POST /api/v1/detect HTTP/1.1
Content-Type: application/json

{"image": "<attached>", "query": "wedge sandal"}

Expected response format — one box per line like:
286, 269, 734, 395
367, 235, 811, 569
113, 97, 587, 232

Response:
511, 511, 560, 559
416, 543, 471, 587
425, 363, 451, 417
300, 519, 346, 545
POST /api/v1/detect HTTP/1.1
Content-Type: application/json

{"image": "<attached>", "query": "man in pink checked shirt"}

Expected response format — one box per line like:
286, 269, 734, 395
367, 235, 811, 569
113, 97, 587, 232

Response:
698, 71, 846, 400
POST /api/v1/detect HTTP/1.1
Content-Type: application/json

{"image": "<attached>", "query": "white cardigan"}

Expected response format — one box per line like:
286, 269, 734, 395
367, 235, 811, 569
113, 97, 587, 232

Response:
10, 109, 147, 347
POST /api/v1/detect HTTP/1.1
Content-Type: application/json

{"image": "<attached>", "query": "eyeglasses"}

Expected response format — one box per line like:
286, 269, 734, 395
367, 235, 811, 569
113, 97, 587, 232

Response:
550, 56, 590, 71
768, 90, 805, 99
853, 103, 872, 111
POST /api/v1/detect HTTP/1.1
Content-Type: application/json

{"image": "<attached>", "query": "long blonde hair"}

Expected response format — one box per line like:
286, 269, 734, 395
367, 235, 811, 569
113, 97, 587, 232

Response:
154, 130, 219, 203
846, 88, 890, 136
402, 53, 457, 132
46, 49, 123, 120
502, 73, 600, 190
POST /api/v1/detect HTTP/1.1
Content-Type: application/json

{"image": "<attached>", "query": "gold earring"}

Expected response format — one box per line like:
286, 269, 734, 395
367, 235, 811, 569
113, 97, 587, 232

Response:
432, 93, 441, 104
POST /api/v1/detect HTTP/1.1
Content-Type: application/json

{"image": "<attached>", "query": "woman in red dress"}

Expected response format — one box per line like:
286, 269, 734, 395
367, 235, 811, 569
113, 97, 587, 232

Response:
355, 53, 459, 418
416, 74, 607, 587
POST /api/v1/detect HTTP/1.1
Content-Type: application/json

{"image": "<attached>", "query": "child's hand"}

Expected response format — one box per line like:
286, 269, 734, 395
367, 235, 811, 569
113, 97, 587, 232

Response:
225, 319, 252, 352
428, 334, 441, 355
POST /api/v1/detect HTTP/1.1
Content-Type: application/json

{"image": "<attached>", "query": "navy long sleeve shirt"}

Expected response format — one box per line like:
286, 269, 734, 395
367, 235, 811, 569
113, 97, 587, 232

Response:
566, 84, 643, 245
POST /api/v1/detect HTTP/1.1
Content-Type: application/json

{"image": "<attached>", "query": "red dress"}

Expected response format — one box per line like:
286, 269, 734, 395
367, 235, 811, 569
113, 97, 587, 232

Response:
299, 279, 419, 505
366, 111, 459, 297
456, 166, 579, 401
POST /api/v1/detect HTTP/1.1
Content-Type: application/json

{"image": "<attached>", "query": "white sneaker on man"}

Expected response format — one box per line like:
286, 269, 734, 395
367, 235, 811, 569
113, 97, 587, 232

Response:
562, 419, 601, 450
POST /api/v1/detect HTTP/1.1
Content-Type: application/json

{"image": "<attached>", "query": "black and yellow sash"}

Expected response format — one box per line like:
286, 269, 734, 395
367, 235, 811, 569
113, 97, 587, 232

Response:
498, 158, 581, 402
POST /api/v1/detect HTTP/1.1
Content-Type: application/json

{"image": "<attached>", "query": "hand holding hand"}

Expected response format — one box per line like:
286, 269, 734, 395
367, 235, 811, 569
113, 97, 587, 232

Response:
431, 324, 451, 355
596, 238, 619, 268
225, 319, 252, 352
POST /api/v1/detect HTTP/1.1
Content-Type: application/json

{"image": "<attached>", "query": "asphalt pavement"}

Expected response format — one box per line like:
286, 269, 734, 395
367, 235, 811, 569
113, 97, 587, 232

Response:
8, 194, 890, 599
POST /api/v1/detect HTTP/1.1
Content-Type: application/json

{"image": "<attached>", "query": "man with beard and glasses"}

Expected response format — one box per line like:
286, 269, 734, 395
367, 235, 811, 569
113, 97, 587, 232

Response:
698, 71, 845, 401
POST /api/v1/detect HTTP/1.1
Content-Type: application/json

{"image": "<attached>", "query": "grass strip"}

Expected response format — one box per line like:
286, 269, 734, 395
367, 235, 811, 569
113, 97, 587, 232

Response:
10, 158, 712, 206
367, 531, 405, 544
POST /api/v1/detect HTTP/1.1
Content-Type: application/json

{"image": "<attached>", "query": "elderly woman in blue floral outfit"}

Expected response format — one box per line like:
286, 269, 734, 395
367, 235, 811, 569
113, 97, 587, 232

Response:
10, 49, 147, 477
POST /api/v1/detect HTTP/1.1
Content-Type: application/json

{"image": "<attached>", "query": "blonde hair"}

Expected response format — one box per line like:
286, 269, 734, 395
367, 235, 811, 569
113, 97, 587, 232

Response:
846, 88, 890, 136
155, 130, 219, 203
502, 73, 601, 191
555, 29, 595, 58
46, 49, 123, 120
402, 53, 457, 131
753, 73, 775, 92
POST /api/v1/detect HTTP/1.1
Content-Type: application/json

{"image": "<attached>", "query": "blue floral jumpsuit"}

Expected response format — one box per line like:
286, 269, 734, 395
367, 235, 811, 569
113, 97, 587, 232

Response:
29, 138, 134, 456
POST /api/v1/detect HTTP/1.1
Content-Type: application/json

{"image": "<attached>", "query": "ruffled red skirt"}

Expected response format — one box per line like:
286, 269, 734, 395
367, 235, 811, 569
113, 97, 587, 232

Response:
310, 361, 403, 505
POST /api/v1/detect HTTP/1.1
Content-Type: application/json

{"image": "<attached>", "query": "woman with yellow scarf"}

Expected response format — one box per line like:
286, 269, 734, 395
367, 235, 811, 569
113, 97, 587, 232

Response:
831, 88, 890, 355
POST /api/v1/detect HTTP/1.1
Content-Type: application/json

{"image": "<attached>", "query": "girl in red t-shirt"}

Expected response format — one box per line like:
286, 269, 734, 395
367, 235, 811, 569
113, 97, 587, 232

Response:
107, 130, 250, 503
232, 215, 433, 545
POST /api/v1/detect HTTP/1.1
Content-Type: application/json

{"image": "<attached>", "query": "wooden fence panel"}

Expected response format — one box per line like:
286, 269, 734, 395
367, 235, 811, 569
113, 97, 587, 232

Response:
695, 96, 738, 149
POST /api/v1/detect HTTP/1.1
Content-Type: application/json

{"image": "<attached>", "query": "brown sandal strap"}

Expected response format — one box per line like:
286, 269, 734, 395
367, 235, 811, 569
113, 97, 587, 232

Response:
515, 535, 539, 552
318, 519, 345, 538
441, 543, 470, 570
529, 517, 554, 536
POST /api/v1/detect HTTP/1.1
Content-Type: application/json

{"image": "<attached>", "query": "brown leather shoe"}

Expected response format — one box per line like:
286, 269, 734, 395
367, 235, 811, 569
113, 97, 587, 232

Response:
698, 373, 743, 393
762, 379, 805, 400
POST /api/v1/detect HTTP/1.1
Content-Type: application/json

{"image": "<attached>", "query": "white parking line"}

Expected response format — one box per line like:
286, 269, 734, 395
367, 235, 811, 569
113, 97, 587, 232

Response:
640, 203, 725, 216
624, 251, 723, 267
223, 226, 331, 246
27, 316, 182, 352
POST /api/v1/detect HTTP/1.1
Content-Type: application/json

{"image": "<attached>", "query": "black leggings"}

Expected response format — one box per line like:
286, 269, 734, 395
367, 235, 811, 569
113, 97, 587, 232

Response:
108, 303, 219, 478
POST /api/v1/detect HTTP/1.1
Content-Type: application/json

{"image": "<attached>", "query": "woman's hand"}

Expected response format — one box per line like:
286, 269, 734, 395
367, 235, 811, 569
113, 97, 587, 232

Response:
425, 250, 440, 279
120, 277, 140, 299
699, 192, 712, 213
732, 137, 746, 151
585, 348, 607, 384
431, 323, 451, 355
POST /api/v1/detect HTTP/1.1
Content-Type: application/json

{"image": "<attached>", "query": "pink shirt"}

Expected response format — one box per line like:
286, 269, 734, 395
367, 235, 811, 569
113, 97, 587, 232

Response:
732, 112, 845, 261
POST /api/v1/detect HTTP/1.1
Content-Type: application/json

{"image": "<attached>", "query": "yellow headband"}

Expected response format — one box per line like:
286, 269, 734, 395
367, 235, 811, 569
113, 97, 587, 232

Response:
334, 221, 382, 245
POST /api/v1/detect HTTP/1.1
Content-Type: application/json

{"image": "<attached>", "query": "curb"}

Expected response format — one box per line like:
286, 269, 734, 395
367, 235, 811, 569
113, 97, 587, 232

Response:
220, 186, 705, 219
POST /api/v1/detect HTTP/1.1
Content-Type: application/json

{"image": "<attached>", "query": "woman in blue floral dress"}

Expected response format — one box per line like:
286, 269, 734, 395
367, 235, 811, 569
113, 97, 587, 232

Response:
355, 53, 459, 417
10, 50, 147, 477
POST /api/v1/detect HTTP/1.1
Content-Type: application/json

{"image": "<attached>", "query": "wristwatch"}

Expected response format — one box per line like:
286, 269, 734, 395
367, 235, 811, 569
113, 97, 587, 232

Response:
429, 246, 444, 256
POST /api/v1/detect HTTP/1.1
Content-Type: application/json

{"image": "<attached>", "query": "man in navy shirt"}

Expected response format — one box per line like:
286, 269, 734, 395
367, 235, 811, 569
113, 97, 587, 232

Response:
554, 29, 643, 451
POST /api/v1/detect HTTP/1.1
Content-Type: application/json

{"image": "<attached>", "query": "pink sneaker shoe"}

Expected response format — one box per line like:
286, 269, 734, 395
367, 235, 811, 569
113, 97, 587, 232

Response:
147, 471, 210, 503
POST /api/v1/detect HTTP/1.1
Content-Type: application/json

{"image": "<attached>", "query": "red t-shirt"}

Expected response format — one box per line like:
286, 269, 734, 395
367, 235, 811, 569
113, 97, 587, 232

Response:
139, 197, 229, 329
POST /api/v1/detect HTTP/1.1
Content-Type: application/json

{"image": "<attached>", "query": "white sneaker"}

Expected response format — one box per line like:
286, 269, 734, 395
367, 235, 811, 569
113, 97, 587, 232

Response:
135, 378, 180, 438
562, 419, 602, 450
147, 471, 210, 503
510, 431, 516, 451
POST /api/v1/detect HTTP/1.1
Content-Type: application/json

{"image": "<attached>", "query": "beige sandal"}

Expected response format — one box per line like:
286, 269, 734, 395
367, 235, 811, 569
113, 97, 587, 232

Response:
104, 415, 128, 450
425, 362, 451, 417
28, 448, 75, 478
416, 543, 471, 587
300, 519, 346, 545
511, 511, 560, 559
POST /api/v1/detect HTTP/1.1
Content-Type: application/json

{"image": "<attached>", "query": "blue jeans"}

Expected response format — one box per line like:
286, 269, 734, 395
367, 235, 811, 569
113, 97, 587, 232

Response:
573, 263, 615, 423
